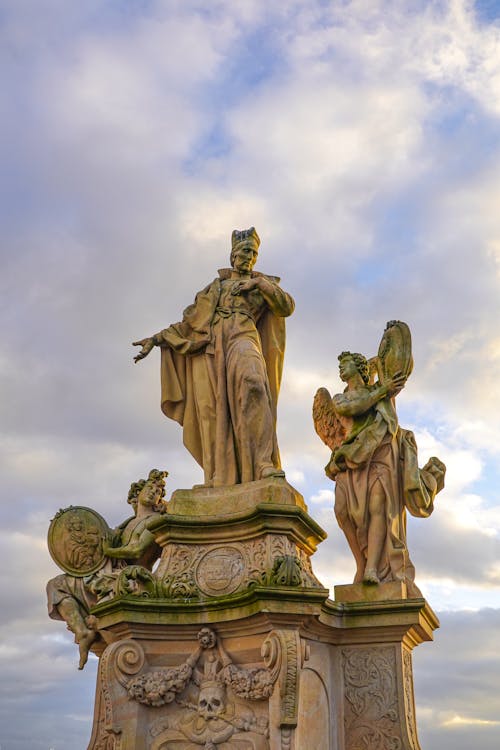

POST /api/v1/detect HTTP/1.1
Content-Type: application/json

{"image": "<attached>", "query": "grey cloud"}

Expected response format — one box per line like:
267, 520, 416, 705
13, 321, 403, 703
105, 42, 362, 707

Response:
2, 2, 500, 749
0, 627, 97, 750
405, 508, 500, 588
415, 609, 500, 748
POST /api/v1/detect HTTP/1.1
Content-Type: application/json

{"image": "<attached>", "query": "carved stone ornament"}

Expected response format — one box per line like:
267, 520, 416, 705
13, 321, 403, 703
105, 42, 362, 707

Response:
115, 565, 157, 598
124, 628, 276, 749
262, 630, 304, 728
88, 639, 146, 750
156, 536, 323, 602
270, 555, 302, 587
47, 506, 111, 576
195, 546, 245, 597
342, 645, 403, 750
403, 649, 420, 750
127, 628, 277, 709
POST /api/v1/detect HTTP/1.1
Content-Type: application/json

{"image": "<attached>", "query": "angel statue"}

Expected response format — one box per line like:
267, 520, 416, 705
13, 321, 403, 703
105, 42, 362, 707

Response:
47, 469, 168, 669
313, 321, 445, 588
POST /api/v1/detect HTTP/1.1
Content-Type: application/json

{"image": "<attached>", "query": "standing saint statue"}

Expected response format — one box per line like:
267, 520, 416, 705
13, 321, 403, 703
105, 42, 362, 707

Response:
133, 228, 295, 487
313, 321, 446, 587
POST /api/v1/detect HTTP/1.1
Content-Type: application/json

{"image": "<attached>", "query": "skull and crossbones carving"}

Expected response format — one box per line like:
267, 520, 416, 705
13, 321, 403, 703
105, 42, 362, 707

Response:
197, 680, 226, 720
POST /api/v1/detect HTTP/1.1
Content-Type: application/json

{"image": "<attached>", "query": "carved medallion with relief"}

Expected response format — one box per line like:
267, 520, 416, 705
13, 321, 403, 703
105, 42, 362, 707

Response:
195, 546, 245, 596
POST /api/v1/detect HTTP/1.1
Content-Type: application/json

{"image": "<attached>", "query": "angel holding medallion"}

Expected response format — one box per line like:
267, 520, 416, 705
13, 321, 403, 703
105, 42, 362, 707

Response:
313, 321, 446, 589
46, 469, 168, 669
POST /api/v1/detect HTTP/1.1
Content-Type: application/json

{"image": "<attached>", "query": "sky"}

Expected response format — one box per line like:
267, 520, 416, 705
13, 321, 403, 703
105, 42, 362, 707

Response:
1, 0, 500, 747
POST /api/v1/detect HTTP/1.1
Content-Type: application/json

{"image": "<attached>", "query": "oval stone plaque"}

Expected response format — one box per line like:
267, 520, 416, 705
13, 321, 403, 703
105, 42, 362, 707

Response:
378, 320, 413, 382
195, 546, 245, 597
48, 506, 111, 577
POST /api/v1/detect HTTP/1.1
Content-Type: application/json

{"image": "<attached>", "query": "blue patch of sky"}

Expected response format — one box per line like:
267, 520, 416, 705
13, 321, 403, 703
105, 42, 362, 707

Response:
183, 122, 235, 173
182, 19, 292, 177
396, 401, 450, 439
355, 81, 500, 288
397, 405, 500, 511
84, 0, 157, 33
474, 0, 500, 24
351, 181, 429, 288
470, 461, 500, 507
422, 82, 500, 177
353, 257, 392, 287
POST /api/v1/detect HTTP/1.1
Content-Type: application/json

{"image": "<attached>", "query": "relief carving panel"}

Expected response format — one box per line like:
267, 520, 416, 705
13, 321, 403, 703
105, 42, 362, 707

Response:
195, 546, 246, 596
156, 535, 323, 601
126, 628, 276, 749
342, 645, 403, 750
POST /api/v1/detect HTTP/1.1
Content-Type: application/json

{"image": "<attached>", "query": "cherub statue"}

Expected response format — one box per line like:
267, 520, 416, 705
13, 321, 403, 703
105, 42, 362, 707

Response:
46, 469, 167, 669
313, 321, 445, 588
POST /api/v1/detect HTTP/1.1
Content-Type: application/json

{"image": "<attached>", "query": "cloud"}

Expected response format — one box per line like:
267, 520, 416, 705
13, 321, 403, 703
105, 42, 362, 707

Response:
415, 608, 500, 750
2, 1, 500, 748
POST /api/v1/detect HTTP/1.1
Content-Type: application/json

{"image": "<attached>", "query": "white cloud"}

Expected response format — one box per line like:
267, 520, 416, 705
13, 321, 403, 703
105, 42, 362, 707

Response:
2, 1, 500, 748
443, 715, 500, 727
309, 488, 334, 505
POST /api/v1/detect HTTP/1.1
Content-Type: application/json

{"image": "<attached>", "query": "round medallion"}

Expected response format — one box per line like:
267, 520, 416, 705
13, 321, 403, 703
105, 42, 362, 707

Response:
47, 506, 111, 577
195, 546, 245, 597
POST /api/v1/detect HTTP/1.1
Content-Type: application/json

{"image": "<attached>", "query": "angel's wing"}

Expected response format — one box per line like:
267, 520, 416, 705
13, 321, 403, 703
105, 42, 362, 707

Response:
312, 387, 347, 452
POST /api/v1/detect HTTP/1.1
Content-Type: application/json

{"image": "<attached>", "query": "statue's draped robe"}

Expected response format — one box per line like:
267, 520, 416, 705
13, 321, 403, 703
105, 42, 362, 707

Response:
158, 269, 294, 486
332, 392, 439, 583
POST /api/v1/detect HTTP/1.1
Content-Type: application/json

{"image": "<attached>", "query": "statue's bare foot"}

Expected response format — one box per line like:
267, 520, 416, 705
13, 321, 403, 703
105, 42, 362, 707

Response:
363, 568, 380, 584
260, 465, 285, 480
354, 565, 365, 584
77, 629, 97, 670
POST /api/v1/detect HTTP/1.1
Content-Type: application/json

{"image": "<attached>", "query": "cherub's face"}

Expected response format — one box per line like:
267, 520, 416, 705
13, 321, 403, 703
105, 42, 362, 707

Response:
137, 481, 161, 507
339, 356, 358, 382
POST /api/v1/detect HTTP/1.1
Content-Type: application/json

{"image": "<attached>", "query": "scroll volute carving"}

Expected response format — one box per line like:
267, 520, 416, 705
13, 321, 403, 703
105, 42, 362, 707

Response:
88, 640, 146, 750
262, 629, 307, 732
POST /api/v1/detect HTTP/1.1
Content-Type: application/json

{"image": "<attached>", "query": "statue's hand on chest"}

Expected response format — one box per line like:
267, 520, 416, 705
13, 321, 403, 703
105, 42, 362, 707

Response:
224, 280, 263, 312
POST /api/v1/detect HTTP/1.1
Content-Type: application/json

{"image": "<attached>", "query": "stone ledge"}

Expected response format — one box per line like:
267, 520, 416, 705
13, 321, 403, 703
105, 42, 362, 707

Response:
89, 584, 330, 641
319, 595, 439, 645
334, 580, 423, 603
151, 501, 327, 550
167, 477, 307, 516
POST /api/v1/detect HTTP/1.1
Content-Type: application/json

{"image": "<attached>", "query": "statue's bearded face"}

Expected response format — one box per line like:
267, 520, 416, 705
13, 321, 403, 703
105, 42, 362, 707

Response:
231, 240, 259, 274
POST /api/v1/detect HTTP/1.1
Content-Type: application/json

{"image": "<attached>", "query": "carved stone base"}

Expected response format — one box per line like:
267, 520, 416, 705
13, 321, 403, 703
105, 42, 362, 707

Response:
153, 478, 326, 601
87, 480, 438, 749
334, 579, 424, 602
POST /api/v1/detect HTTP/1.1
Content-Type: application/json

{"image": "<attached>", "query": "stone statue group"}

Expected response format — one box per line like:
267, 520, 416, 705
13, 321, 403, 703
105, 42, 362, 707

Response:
47, 227, 445, 668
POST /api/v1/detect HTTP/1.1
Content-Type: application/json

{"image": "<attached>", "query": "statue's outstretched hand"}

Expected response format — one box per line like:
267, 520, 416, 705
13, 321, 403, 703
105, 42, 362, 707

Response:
132, 337, 155, 363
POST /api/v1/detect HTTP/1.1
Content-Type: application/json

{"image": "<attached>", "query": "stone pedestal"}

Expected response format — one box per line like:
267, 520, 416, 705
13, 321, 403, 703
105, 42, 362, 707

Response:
87, 479, 438, 750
